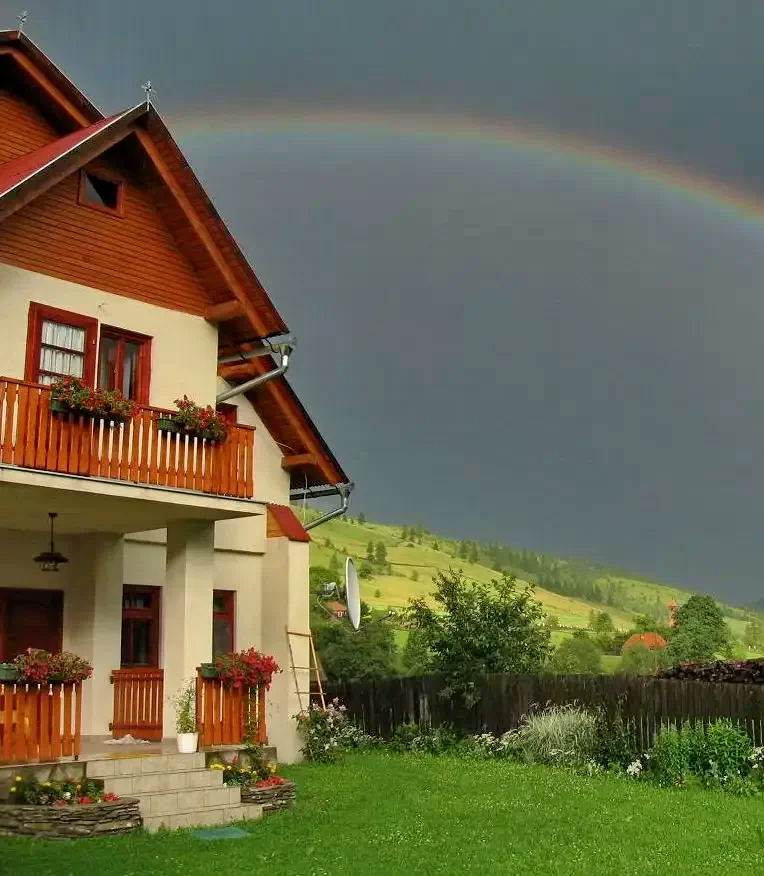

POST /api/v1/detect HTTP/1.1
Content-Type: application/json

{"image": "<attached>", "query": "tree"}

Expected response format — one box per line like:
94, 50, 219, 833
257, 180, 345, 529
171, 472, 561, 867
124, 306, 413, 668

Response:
357, 512, 366, 525
328, 552, 341, 578
366, 541, 375, 561
618, 643, 670, 675
407, 570, 551, 703
433, 541, 440, 552
374, 588, 381, 599
411, 569, 419, 582
632, 614, 670, 637
549, 637, 603, 674
374, 542, 387, 565
458, 541, 468, 560
309, 566, 335, 594
743, 617, 764, 651
589, 611, 614, 635
359, 560, 374, 580
544, 614, 559, 632
313, 614, 397, 682
402, 629, 431, 676
668, 595, 731, 664
468, 543, 479, 564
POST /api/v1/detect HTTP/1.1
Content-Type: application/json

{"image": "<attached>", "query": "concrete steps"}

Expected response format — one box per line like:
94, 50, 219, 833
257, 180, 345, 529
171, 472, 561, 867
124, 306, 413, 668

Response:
86, 752, 263, 833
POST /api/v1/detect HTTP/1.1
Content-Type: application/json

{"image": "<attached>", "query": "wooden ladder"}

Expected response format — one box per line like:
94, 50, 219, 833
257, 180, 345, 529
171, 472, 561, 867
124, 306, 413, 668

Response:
286, 628, 326, 712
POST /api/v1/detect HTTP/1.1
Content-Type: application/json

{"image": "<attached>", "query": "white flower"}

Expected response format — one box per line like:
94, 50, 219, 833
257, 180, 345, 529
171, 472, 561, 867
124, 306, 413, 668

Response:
626, 760, 642, 777
63, 791, 72, 799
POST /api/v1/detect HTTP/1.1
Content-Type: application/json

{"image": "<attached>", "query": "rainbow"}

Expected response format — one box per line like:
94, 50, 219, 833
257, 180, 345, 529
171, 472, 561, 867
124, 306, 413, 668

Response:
173, 105, 764, 229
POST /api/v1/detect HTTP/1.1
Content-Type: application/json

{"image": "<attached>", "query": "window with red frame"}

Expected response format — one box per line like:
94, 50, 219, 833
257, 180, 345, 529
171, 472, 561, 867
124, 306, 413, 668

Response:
98, 327, 151, 404
25, 303, 98, 386
121, 585, 161, 668
213, 590, 235, 658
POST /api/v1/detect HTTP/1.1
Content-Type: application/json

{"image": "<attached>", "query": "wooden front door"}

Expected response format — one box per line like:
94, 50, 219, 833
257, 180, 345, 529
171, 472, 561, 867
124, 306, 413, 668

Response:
110, 586, 163, 740
0, 589, 63, 661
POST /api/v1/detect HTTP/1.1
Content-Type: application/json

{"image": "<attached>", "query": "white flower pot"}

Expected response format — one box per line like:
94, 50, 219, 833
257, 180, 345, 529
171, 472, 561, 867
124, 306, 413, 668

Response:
176, 732, 199, 754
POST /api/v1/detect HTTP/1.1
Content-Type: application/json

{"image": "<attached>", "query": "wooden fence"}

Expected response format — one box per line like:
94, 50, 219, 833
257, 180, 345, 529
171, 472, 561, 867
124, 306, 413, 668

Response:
0, 681, 82, 763
0, 377, 256, 499
195, 674, 268, 747
328, 673, 764, 749
110, 668, 164, 741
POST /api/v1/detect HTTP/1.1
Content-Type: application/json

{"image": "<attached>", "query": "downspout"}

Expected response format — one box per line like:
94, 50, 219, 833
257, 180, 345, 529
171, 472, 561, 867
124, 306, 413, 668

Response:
304, 482, 354, 531
215, 336, 295, 404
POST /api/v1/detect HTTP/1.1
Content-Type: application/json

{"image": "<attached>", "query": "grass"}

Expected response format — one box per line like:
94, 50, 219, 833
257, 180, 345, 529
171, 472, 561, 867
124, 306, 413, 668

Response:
4, 752, 763, 875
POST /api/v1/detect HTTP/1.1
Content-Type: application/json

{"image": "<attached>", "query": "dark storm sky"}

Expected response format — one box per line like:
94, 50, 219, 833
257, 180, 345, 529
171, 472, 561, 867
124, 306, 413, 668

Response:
11, 2, 764, 603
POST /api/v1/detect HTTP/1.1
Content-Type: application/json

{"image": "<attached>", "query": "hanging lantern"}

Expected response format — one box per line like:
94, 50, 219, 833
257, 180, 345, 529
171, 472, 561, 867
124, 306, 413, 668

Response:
33, 512, 68, 572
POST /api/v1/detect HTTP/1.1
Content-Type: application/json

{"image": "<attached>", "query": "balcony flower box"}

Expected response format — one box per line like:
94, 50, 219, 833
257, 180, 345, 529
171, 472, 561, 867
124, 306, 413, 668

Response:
155, 416, 179, 434
13, 649, 93, 684
49, 377, 138, 424
0, 663, 19, 682
172, 396, 228, 443
199, 663, 219, 679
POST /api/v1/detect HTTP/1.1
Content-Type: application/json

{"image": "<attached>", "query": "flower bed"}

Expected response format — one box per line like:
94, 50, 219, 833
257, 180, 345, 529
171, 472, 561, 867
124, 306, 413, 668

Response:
0, 776, 140, 838
0, 798, 141, 838
209, 756, 296, 814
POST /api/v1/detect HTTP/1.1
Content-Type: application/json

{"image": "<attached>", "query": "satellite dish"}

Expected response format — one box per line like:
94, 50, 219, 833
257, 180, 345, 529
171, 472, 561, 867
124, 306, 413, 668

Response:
345, 557, 361, 630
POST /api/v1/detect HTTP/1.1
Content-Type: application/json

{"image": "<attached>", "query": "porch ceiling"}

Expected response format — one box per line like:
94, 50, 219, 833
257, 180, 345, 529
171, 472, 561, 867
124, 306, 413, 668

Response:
0, 467, 261, 534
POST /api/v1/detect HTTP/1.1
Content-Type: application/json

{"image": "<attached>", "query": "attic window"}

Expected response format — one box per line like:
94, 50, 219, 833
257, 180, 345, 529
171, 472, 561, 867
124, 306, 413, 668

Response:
79, 171, 123, 214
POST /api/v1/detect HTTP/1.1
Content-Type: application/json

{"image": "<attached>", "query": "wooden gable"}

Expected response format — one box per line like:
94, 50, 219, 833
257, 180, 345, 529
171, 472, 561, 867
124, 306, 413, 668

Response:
0, 137, 212, 315
0, 88, 60, 164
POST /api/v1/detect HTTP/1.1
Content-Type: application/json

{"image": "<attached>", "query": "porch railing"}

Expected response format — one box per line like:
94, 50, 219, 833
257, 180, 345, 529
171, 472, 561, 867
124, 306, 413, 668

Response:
110, 668, 164, 741
0, 681, 82, 763
0, 377, 255, 499
195, 671, 268, 747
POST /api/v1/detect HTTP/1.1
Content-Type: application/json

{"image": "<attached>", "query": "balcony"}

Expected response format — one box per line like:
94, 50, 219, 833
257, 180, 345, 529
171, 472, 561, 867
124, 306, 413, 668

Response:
0, 377, 255, 500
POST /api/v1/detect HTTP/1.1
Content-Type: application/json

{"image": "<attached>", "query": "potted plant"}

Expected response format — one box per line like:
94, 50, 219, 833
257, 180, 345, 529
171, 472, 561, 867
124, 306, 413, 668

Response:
172, 396, 228, 443
171, 679, 198, 753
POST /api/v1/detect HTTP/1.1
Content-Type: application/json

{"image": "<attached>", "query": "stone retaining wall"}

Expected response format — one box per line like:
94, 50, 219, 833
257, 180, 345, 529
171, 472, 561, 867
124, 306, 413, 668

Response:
0, 798, 142, 838
240, 781, 296, 813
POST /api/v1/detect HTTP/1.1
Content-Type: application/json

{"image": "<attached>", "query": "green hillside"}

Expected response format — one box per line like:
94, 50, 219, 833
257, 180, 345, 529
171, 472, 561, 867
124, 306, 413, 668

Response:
301, 509, 763, 662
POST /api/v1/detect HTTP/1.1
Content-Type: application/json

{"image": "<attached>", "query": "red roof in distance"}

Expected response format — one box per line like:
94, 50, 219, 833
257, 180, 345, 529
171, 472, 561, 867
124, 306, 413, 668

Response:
623, 632, 668, 651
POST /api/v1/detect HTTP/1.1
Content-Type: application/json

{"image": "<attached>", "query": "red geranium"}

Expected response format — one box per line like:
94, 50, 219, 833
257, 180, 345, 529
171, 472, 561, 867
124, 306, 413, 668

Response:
214, 648, 280, 690
254, 776, 286, 788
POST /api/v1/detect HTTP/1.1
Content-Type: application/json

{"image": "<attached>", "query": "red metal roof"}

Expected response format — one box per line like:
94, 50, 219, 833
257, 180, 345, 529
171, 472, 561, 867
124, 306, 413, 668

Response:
325, 601, 348, 613
266, 504, 311, 543
623, 632, 668, 651
0, 109, 135, 198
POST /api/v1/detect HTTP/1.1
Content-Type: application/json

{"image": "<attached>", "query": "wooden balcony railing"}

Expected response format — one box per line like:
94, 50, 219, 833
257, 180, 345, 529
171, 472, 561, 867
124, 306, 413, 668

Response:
0, 681, 83, 764
110, 668, 164, 741
0, 377, 255, 499
195, 671, 268, 747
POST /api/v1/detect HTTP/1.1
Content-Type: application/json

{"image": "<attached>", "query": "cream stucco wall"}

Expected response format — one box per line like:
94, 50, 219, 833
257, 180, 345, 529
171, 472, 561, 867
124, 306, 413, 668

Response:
0, 263, 219, 408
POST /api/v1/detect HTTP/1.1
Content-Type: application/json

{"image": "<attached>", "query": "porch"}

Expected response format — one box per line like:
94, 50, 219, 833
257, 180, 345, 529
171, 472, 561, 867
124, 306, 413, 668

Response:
0, 670, 270, 766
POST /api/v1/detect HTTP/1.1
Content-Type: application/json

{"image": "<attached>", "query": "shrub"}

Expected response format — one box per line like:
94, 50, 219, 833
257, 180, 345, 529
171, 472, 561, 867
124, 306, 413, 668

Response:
549, 637, 604, 674
9, 776, 112, 806
513, 704, 599, 766
468, 731, 518, 759
295, 699, 372, 762
651, 726, 690, 786
389, 723, 460, 755
593, 703, 638, 769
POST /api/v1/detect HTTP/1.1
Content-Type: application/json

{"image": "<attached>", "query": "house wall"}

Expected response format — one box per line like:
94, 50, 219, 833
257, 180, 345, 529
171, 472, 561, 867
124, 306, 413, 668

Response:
0, 89, 60, 163
0, 263, 219, 408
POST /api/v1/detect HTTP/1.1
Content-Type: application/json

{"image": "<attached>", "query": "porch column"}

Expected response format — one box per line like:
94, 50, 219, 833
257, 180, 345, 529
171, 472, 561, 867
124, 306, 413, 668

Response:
262, 536, 310, 763
162, 519, 215, 737
82, 534, 124, 737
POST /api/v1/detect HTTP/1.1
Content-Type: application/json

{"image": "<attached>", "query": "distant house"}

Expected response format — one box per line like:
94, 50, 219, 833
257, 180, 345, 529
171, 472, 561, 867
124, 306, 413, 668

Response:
325, 600, 348, 619
622, 632, 668, 651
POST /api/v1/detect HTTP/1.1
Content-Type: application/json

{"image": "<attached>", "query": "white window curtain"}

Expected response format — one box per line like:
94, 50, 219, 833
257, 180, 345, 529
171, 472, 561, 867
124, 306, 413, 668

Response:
39, 320, 86, 382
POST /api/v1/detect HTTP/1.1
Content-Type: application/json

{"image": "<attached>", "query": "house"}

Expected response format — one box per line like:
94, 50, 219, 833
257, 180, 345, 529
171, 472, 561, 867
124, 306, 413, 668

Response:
324, 600, 348, 620
622, 632, 668, 651
0, 30, 352, 765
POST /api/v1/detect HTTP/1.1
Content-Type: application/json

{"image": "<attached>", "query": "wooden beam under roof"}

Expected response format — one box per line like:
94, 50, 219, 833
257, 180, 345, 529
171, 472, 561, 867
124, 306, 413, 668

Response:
282, 453, 320, 470
205, 299, 244, 321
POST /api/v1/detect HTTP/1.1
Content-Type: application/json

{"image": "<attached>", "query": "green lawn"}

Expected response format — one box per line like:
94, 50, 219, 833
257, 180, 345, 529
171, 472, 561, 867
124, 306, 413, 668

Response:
5, 752, 763, 875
